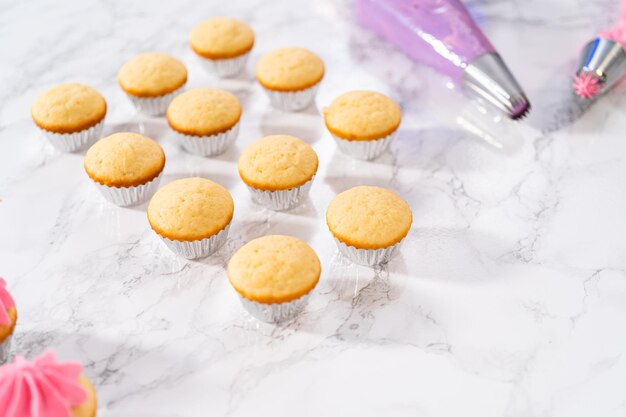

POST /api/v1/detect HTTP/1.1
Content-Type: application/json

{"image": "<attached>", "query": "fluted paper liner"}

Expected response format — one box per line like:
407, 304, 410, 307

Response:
198, 52, 250, 77
126, 86, 185, 116
157, 224, 230, 260
333, 237, 404, 266
174, 122, 239, 157
332, 132, 395, 161
92, 173, 162, 207
39, 119, 105, 153
239, 293, 311, 323
262, 83, 320, 112
246, 177, 314, 211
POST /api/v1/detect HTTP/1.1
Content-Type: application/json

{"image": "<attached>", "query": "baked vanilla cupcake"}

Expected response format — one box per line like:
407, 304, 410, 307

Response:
84, 132, 165, 206
324, 90, 402, 160
238, 135, 318, 210
0, 351, 97, 417
117, 52, 187, 116
326, 186, 412, 266
256, 48, 324, 111
0, 278, 16, 364
31, 83, 106, 152
228, 235, 321, 322
190, 17, 254, 77
166, 88, 241, 156
147, 177, 233, 259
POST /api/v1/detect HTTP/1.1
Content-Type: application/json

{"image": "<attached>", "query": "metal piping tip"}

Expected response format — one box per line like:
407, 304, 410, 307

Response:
575, 38, 626, 99
462, 53, 531, 120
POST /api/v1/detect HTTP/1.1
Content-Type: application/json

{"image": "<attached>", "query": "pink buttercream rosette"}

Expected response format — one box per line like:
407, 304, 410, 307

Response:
0, 351, 89, 417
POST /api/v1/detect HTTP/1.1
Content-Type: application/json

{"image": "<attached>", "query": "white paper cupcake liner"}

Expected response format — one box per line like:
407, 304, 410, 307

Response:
263, 82, 320, 112
40, 119, 105, 153
0, 335, 12, 364
157, 224, 230, 259
126, 86, 185, 116
246, 176, 314, 211
92, 173, 162, 207
238, 293, 310, 323
174, 122, 239, 157
333, 237, 404, 266
199, 52, 250, 77
332, 132, 396, 161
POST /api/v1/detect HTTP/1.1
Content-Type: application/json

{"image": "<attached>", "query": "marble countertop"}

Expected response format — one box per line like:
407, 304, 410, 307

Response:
2, 0, 626, 416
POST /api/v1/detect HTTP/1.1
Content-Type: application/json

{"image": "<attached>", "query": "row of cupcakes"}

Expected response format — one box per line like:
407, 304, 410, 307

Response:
32, 80, 402, 161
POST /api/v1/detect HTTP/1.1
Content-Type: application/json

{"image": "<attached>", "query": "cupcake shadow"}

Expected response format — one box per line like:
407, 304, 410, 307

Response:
324, 156, 398, 194
290, 253, 409, 337
161, 170, 239, 191
209, 140, 241, 163
259, 105, 323, 143
126, 200, 151, 213
242, 194, 319, 219
279, 196, 318, 218
104, 119, 170, 142
230, 211, 318, 248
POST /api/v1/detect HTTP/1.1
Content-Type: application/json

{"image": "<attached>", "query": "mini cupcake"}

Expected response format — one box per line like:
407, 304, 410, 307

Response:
117, 52, 187, 116
323, 90, 402, 160
0, 278, 16, 364
31, 83, 107, 152
238, 135, 318, 210
0, 351, 97, 417
326, 186, 412, 266
166, 88, 241, 156
84, 132, 165, 206
190, 17, 254, 77
256, 48, 324, 111
227, 235, 321, 323
147, 177, 233, 259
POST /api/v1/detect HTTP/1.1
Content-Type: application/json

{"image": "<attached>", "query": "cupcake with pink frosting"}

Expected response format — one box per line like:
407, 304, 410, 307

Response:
0, 278, 16, 364
0, 351, 97, 417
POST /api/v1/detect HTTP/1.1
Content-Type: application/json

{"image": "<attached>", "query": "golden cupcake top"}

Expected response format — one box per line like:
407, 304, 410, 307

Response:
147, 177, 234, 241
73, 376, 98, 417
256, 48, 325, 91
238, 135, 318, 191
166, 88, 241, 136
227, 235, 321, 303
0, 307, 17, 343
84, 132, 165, 187
326, 186, 412, 249
31, 83, 107, 134
324, 90, 402, 141
190, 17, 255, 59
117, 52, 187, 97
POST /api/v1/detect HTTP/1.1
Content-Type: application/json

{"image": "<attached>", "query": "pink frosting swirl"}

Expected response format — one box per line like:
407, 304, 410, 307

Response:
0, 351, 88, 417
0, 278, 16, 327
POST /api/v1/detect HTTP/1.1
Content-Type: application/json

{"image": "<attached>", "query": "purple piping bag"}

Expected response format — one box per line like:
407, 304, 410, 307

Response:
357, 0, 530, 119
